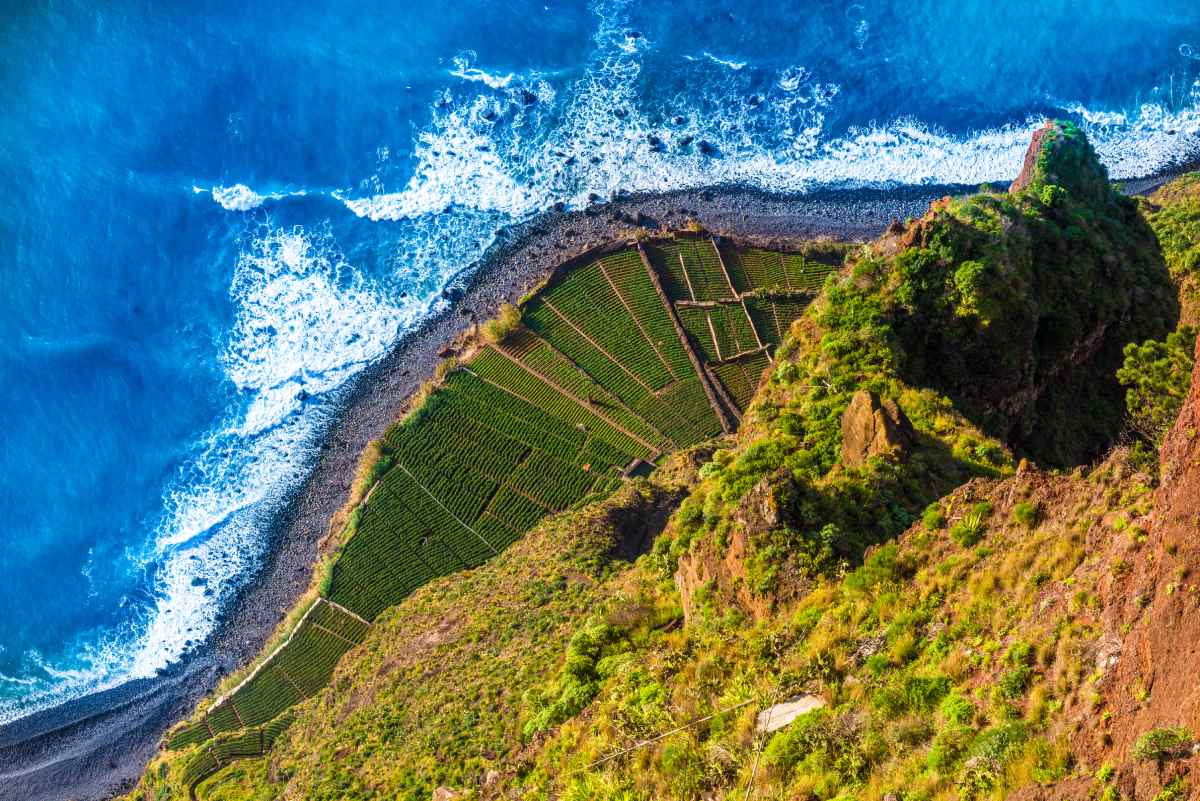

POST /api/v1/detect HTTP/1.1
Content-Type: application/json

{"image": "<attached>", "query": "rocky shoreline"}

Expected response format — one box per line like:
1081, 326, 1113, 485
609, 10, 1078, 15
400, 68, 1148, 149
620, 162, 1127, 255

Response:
0, 178, 1135, 801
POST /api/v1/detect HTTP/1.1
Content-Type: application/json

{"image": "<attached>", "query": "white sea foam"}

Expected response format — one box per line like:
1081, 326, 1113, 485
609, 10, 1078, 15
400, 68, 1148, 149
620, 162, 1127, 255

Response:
702, 52, 746, 70
340, 0, 1200, 230
449, 50, 515, 89
198, 183, 307, 212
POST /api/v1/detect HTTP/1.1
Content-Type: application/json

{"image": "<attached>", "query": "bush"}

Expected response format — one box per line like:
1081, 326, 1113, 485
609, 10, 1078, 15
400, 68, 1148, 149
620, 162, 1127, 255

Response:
1117, 326, 1197, 442
939, 691, 975, 725
1132, 727, 1194, 762
871, 675, 950, 719
1012, 501, 1039, 529
951, 511, 986, 547
1040, 184, 1068, 207
523, 621, 622, 738
927, 723, 975, 774
481, 303, 522, 344
922, 503, 946, 530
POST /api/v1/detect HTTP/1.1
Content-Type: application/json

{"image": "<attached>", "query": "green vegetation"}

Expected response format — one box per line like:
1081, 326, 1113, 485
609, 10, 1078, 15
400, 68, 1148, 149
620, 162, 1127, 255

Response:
1131, 727, 1194, 763
128, 125, 1200, 801
1117, 325, 1197, 442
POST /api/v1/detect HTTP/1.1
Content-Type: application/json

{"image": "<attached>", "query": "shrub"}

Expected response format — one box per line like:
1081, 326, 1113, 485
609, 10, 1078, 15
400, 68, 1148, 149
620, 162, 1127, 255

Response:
1040, 184, 1068, 207
927, 723, 975, 774
1132, 727, 1194, 762
1012, 501, 1039, 529
523, 621, 622, 738
480, 303, 522, 343
939, 691, 975, 725
1117, 326, 1197, 442
951, 511, 986, 547
872, 675, 950, 718
922, 503, 946, 531
763, 708, 868, 785
998, 664, 1033, 699
1151, 777, 1190, 801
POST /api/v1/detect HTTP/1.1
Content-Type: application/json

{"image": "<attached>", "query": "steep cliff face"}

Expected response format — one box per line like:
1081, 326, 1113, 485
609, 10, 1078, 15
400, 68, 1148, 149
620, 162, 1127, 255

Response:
1090, 337, 1200, 794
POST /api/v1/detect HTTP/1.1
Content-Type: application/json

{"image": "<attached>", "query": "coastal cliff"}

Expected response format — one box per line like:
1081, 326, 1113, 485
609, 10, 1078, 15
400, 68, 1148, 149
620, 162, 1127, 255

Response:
122, 125, 1200, 801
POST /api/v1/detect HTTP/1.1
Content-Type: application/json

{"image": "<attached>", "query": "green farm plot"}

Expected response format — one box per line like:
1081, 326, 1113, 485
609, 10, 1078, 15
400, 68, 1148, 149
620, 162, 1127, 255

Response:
784, 253, 840, 292
183, 711, 295, 792
676, 237, 736, 302
773, 297, 815, 333
166, 600, 365, 751
522, 297, 717, 447
599, 250, 694, 378
538, 262, 674, 389
711, 351, 771, 411
720, 243, 789, 293
643, 240, 693, 300
163, 236, 846, 767
516, 339, 671, 450
744, 296, 781, 342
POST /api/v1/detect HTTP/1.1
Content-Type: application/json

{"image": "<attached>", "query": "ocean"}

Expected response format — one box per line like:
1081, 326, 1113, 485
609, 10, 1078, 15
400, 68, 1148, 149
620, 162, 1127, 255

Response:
0, 0, 1197, 726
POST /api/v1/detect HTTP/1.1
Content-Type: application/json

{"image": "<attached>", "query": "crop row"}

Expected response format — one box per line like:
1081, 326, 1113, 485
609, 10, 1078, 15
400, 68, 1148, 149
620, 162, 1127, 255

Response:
471, 512, 520, 551
233, 665, 303, 728
222, 616, 357, 729
744, 297, 782, 342
677, 307, 719, 361
783, 253, 839, 291
167, 719, 213, 751
719, 244, 790, 293
711, 351, 770, 411
510, 450, 598, 510
469, 347, 651, 460
328, 470, 483, 618
684, 238, 737, 302
599, 251, 695, 378
180, 711, 295, 790
518, 340, 671, 451
658, 378, 726, 439
308, 599, 370, 643
539, 263, 674, 389
716, 305, 760, 355
643, 240, 694, 302
440, 372, 586, 462
486, 485, 548, 530
773, 298, 814, 333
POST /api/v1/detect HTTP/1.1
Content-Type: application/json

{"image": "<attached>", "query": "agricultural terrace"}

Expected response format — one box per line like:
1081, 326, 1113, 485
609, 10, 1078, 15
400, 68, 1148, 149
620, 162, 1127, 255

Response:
165, 233, 845, 792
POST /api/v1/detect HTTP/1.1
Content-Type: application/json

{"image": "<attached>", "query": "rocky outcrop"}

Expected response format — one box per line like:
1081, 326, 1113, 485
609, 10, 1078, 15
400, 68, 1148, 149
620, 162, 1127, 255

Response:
840, 391, 914, 467
1009, 120, 1054, 193
889, 119, 1177, 466
675, 470, 797, 624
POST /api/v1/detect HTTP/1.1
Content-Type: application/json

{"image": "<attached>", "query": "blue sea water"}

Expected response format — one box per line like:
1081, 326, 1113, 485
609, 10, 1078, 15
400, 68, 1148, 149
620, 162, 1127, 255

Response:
0, 0, 1198, 724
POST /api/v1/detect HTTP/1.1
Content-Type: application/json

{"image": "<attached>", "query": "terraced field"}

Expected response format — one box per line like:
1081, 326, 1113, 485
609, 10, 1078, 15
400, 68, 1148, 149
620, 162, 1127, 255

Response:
164, 234, 845, 794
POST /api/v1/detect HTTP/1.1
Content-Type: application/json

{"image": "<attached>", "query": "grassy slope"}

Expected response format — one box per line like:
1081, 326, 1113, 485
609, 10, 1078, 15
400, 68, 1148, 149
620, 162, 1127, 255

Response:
123, 134, 1197, 801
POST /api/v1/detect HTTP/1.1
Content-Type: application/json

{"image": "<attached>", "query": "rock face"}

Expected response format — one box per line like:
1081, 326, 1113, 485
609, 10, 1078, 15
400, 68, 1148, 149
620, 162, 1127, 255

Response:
1009, 120, 1054, 193
1096, 337, 1200, 775
675, 471, 795, 624
840, 391, 914, 467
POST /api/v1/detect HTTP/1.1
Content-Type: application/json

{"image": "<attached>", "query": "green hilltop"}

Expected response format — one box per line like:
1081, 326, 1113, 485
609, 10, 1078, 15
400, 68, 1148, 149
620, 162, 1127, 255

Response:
124, 122, 1200, 801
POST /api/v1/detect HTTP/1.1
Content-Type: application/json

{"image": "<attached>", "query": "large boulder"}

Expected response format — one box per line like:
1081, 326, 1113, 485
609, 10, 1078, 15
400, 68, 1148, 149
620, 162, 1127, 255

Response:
840, 391, 914, 468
